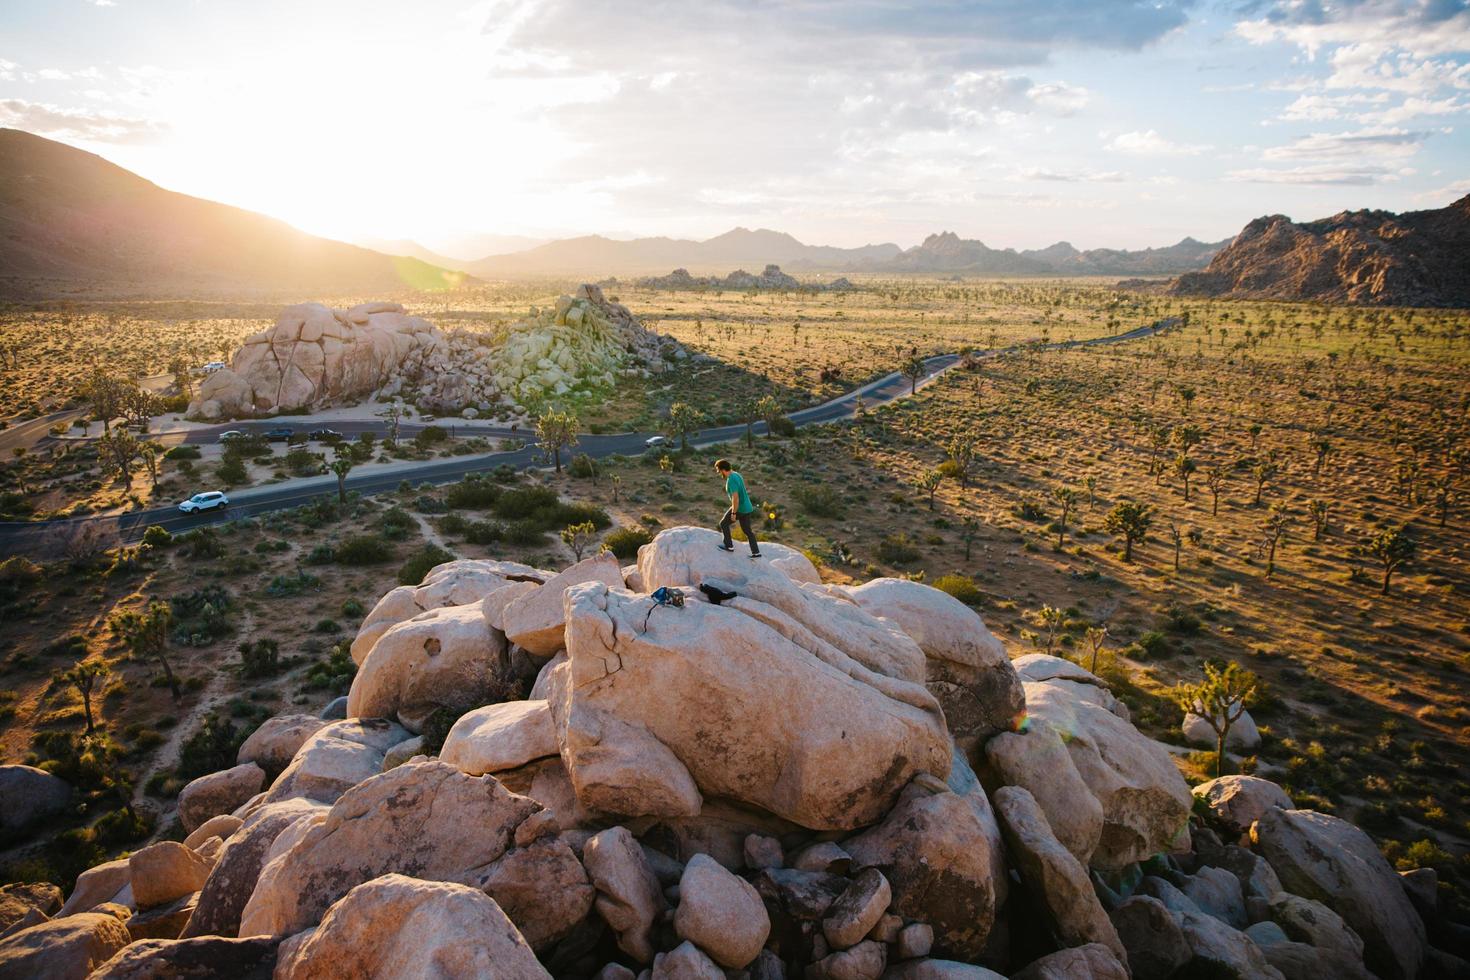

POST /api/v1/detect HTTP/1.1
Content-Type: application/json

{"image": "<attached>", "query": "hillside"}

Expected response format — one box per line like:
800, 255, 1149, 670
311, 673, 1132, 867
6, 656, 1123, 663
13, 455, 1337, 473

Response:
0, 129, 470, 298
876, 231, 1225, 277
1171, 195, 1470, 307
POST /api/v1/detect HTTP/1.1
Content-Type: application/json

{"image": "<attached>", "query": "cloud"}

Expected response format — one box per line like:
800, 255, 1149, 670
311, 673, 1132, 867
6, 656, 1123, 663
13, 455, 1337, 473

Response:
0, 98, 164, 143
1106, 129, 1212, 155
1015, 166, 1129, 182
1262, 125, 1431, 159
1237, 0, 1470, 59
1226, 163, 1399, 184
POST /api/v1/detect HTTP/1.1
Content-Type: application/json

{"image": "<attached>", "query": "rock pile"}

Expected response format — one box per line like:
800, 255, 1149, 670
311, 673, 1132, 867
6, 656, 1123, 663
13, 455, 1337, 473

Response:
4, 525, 1462, 979
188, 285, 679, 420
636, 265, 852, 291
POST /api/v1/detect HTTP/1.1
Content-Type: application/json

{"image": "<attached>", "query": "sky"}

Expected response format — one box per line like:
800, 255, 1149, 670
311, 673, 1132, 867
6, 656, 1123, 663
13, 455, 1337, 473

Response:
1, 0, 1467, 256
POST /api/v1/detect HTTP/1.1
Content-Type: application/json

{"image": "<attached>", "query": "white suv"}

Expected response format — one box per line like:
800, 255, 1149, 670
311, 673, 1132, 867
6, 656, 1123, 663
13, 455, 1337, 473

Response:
178, 491, 229, 513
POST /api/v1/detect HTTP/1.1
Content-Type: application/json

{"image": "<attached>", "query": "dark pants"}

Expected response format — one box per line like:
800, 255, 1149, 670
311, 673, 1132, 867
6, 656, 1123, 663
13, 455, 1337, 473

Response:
720, 508, 759, 555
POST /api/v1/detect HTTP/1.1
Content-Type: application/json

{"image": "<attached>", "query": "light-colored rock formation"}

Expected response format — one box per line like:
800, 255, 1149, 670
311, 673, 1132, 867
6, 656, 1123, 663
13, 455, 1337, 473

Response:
1266, 892, 1366, 962
128, 842, 212, 911
1174, 906, 1285, 979
993, 785, 1128, 968
583, 826, 665, 964
474, 837, 594, 950
441, 699, 558, 776
236, 715, 328, 776
240, 761, 538, 938
884, 961, 1006, 979
182, 814, 242, 851
503, 553, 624, 656
556, 581, 949, 829
1012, 672, 1192, 871
0, 907, 131, 980
1194, 775, 1294, 836
272, 873, 549, 980
985, 724, 1103, 866
0, 765, 70, 839
1010, 653, 1131, 720
262, 718, 409, 806
1180, 864, 1247, 928
811, 937, 886, 979
840, 577, 1024, 743
86, 936, 281, 980
1253, 808, 1425, 980
57, 859, 130, 917
177, 763, 264, 833
347, 601, 512, 732
0, 883, 61, 935
673, 854, 770, 968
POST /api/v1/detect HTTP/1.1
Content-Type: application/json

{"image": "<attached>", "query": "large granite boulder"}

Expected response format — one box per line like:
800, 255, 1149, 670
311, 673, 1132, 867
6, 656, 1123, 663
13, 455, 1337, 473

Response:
555, 581, 950, 830
261, 718, 409, 806
0, 765, 71, 839
128, 842, 212, 911
673, 853, 771, 968
0, 883, 61, 935
346, 601, 514, 733
272, 874, 549, 980
239, 761, 539, 937
503, 553, 624, 655
473, 837, 594, 951
236, 715, 328, 776
88, 936, 281, 980
441, 699, 559, 776
177, 763, 264, 833
636, 526, 927, 684
839, 577, 1024, 743
1194, 775, 1293, 836
0, 907, 131, 980
1253, 808, 1425, 980
583, 826, 665, 964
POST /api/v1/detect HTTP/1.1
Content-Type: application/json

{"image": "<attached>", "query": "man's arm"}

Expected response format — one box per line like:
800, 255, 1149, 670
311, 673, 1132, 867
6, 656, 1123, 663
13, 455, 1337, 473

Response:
730, 491, 740, 513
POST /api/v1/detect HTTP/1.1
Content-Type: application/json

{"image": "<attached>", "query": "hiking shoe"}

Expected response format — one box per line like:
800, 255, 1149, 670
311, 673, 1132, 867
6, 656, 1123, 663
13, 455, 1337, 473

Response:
717, 544, 735, 553
749, 551, 762, 559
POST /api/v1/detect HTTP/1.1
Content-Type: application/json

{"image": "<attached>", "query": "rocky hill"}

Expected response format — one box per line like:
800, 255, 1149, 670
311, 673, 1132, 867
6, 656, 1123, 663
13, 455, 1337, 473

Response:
634, 265, 853, 291
0, 129, 470, 298
1171, 195, 1470, 307
876, 231, 1225, 277
1, 526, 1459, 979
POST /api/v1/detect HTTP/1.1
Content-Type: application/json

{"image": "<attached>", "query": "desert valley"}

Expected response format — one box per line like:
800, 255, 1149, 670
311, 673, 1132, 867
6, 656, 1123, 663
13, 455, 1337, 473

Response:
0, 5, 1467, 977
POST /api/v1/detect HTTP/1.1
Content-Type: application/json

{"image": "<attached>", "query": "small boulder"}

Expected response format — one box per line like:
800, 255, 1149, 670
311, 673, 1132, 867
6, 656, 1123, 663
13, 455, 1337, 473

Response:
674, 853, 770, 968
811, 938, 886, 980
474, 837, 594, 950
128, 842, 212, 910
822, 868, 891, 951
503, 552, 623, 655
441, 699, 558, 776
0, 883, 61, 934
651, 940, 724, 980
0, 765, 71, 839
583, 826, 665, 964
1193, 775, 1293, 836
1175, 907, 1285, 979
0, 908, 131, 980
1266, 893, 1365, 961
1180, 865, 1247, 928
744, 834, 783, 870
177, 763, 264, 833
261, 718, 409, 806
58, 859, 131, 917
87, 936, 280, 980
1109, 895, 1191, 980
1010, 943, 1129, 980
1183, 702, 1261, 751
236, 715, 328, 776
271, 873, 549, 979
183, 814, 242, 850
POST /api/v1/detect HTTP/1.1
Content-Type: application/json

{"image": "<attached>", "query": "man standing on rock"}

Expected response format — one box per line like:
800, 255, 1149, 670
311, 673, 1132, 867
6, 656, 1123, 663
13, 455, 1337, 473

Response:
715, 459, 761, 558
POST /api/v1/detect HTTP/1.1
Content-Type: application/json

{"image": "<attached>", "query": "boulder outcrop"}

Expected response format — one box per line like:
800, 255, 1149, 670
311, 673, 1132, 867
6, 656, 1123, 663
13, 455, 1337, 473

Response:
0, 765, 71, 840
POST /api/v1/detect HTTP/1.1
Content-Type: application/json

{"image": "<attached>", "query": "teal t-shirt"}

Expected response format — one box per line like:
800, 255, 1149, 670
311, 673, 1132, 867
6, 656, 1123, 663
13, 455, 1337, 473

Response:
725, 471, 754, 514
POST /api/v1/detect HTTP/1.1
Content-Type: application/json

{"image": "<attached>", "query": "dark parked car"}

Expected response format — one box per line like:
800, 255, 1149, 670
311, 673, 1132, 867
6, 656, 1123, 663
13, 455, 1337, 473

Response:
308, 429, 343, 442
264, 427, 295, 442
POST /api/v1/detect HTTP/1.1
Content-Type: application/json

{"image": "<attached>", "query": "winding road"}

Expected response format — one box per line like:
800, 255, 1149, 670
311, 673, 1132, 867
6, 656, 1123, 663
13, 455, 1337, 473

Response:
0, 317, 1176, 557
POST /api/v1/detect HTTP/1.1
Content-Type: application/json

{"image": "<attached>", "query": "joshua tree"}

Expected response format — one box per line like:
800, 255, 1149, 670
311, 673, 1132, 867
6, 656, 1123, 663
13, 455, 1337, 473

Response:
756, 395, 784, 438
1360, 523, 1416, 595
667, 402, 705, 451
1103, 500, 1153, 562
121, 387, 163, 432
1204, 466, 1226, 515
560, 521, 597, 561
960, 515, 981, 561
1175, 662, 1257, 778
912, 469, 943, 510
736, 397, 760, 447
1261, 507, 1289, 578
1172, 425, 1205, 453
1176, 385, 1196, 414
1052, 486, 1078, 549
329, 445, 355, 504
1027, 605, 1066, 655
1174, 454, 1197, 501
60, 659, 111, 734
1311, 438, 1334, 478
1307, 498, 1330, 540
1247, 423, 1263, 451
1084, 625, 1108, 674
82, 370, 125, 432
535, 409, 579, 473
168, 355, 193, 397
1166, 519, 1186, 572
611, 474, 622, 505
112, 600, 179, 701
1428, 475, 1454, 527
379, 401, 404, 446
138, 442, 160, 491
97, 428, 141, 485
1083, 475, 1098, 510
1251, 457, 1280, 506
945, 436, 977, 488
901, 354, 926, 395
1147, 425, 1172, 477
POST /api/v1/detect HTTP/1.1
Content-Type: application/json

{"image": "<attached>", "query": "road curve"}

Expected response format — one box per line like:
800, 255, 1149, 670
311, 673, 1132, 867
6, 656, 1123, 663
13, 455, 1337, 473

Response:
0, 317, 1177, 557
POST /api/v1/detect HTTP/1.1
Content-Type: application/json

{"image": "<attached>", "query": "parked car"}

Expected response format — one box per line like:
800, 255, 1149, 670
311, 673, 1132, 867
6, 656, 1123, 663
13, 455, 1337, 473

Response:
308, 428, 343, 442
178, 491, 229, 513
645, 435, 668, 448
199, 361, 226, 375
264, 427, 295, 442
217, 430, 246, 443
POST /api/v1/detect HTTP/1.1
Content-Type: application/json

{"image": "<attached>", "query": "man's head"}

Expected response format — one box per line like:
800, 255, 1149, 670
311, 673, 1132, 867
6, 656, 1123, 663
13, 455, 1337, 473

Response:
714, 458, 732, 474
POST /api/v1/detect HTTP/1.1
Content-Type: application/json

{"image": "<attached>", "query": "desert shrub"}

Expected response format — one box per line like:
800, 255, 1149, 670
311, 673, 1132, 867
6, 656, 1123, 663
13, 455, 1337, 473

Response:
547, 502, 611, 530
569, 453, 598, 478
163, 444, 201, 460
418, 707, 456, 755
445, 477, 501, 509
216, 457, 248, 485
438, 513, 469, 536
294, 498, 341, 528
93, 805, 154, 846
793, 484, 845, 519
176, 713, 244, 780
414, 426, 449, 447
493, 486, 561, 520
303, 643, 356, 694
170, 585, 234, 646
177, 527, 226, 561
877, 533, 920, 564
304, 543, 335, 564
603, 525, 653, 560
504, 520, 548, 546
265, 570, 320, 597
398, 544, 454, 586
284, 448, 320, 476
1011, 495, 1047, 522
342, 598, 364, 618
31, 730, 124, 799
934, 574, 984, 606
769, 415, 797, 437
413, 495, 446, 514
140, 525, 173, 548
1132, 629, 1170, 659
378, 507, 416, 541
1160, 602, 1202, 635
335, 534, 395, 565
238, 638, 281, 678
222, 433, 267, 458
466, 520, 505, 545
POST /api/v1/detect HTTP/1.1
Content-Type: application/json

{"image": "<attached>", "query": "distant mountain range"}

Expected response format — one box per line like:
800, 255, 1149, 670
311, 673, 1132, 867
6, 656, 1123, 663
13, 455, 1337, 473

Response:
1171, 195, 1470, 307
875, 231, 1225, 277
0, 129, 469, 298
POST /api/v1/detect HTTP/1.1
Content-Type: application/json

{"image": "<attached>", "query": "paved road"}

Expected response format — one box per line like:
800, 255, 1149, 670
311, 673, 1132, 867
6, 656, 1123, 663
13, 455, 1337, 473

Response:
0, 374, 174, 454
0, 317, 1176, 556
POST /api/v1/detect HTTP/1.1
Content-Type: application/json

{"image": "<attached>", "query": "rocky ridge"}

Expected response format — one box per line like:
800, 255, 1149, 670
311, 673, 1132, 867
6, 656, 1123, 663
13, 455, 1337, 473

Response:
1, 526, 1461, 979
188, 285, 679, 420
1170, 195, 1470, 307
633, 265, 853, 291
